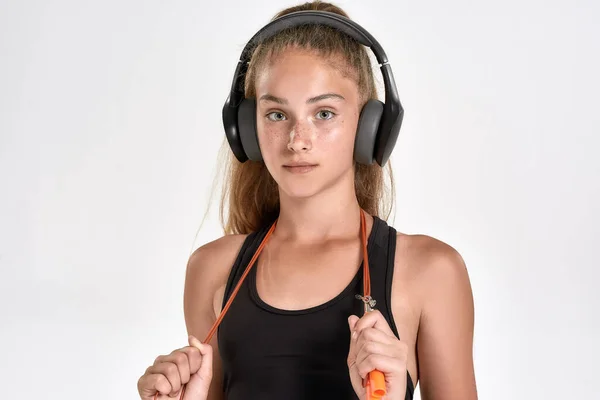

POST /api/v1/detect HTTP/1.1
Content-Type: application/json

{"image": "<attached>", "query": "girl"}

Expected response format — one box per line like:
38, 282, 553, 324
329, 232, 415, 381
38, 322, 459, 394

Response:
138, 1, 477, 399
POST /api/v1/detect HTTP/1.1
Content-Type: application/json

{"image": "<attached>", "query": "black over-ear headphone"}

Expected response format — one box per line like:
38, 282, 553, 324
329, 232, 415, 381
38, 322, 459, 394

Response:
222, 10, 403, 167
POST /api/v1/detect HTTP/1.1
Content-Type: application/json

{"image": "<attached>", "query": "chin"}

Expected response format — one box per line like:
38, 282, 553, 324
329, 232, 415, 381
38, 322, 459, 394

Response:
276, 172, 344, 201
269, 162, 352, 200
278, 181, 323, 200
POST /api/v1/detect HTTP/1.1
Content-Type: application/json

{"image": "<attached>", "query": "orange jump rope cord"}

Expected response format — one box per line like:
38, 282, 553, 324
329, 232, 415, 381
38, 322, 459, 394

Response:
156, 210, 380, 400
202, 220, 278, 345
360, 210, 386, 399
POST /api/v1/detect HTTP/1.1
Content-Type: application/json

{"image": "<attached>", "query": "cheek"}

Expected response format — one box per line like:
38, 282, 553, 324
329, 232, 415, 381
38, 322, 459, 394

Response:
319, 117, 357, 153
257, 121, 287, 160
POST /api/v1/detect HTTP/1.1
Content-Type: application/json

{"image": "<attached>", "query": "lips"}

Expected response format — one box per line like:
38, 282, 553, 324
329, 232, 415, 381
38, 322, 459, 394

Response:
283, 162, 318, 173
283, 162, 317, 167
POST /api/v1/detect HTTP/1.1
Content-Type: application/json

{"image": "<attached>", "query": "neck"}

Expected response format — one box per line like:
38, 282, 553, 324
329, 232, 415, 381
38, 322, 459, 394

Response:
274, 176, 363, 243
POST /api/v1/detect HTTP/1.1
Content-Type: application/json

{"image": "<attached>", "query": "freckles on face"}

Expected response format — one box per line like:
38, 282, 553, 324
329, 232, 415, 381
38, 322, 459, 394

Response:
253, 48, 361, 165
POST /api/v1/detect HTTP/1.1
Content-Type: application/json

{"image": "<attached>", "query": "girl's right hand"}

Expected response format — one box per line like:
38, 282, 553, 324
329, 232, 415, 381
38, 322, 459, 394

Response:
137, 335, 213, 400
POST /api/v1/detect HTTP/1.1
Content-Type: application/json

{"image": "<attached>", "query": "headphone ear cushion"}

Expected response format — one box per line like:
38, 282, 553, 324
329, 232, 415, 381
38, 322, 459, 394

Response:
354, 99, 384, 165
237, 98, 263, 161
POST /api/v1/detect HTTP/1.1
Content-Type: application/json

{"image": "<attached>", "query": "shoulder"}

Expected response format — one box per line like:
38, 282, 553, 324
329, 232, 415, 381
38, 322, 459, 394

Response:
183, 233, 250, 329
187, 233, 250, 277
396, 232, 468, 275
394, 231, 473, 316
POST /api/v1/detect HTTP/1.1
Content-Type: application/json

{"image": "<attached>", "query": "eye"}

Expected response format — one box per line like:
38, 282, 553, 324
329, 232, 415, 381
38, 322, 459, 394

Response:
266, 111, 286, 121
316, 110, 335, 120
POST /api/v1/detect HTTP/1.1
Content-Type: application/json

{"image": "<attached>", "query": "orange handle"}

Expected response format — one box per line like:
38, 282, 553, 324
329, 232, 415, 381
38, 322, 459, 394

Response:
365, 369, 386, 399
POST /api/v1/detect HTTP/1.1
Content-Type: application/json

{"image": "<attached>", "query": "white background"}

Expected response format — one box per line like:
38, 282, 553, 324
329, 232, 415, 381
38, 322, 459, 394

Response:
1, 0, 598, 398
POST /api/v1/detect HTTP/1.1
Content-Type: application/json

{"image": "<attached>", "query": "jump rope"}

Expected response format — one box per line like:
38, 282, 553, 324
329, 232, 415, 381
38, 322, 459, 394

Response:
156, 209, 386, 399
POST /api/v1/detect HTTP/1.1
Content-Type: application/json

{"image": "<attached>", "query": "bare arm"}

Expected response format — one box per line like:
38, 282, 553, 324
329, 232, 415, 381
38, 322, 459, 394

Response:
416, 240, 478, 400
183, 234, 248, 400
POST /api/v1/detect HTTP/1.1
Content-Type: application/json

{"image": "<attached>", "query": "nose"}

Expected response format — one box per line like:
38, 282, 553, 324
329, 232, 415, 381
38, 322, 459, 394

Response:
286, 121, 313, 153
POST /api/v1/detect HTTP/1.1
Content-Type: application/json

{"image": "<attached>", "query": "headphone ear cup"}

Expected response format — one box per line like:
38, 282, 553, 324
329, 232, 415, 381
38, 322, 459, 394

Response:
354, 99, 384, 165
237, 98, 263, 161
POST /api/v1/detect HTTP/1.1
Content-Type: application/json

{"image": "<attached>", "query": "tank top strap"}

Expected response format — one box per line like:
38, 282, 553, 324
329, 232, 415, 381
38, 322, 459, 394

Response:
366, 215, 401, 339
221, 225, 271, 311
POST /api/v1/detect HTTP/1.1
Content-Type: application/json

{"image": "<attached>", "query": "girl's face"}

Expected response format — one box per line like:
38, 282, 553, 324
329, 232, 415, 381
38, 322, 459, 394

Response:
255, 47, 361, 200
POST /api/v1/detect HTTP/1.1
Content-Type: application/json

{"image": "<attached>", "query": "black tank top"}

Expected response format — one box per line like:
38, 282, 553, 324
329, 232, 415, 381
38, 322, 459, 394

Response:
217, 215, 415, 399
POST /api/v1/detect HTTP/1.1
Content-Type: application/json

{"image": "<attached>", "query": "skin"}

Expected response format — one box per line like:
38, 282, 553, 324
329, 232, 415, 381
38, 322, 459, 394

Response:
139, 46, 478, 400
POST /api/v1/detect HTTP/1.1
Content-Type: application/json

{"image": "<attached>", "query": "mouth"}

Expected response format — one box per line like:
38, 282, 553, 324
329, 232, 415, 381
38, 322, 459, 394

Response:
282, 162, 318, 173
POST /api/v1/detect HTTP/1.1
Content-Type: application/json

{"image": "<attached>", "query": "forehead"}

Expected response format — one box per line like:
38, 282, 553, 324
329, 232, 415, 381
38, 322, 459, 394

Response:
254, 47, 359, 100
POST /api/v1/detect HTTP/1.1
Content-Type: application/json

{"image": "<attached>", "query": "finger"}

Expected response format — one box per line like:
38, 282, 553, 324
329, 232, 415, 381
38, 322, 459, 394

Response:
347, 315, 360, 365
348, 315, 359, 332
353, 309, 396, 337
174, 346, 203, 377
355, 328, 408, 373
189, 335, 213, 380
155, 348, 200, 397
355, 340, 399, 367
138, 369, 173, 399
164, 349, 194, 390
188, 335, 201, 349
346, 352, 366, 399
145, 362, 182, 397
355, 327, 398, 352
347, 314, 367, 397
356, 353, 404, 380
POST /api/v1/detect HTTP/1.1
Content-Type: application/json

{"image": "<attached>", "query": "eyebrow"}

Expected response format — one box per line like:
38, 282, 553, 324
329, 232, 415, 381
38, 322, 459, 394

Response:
258, 93, 345, 104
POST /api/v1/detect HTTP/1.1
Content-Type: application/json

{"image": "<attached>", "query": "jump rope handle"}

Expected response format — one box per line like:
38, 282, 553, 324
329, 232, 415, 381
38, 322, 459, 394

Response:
358, 295, 387, 399
366, 370, 386, 399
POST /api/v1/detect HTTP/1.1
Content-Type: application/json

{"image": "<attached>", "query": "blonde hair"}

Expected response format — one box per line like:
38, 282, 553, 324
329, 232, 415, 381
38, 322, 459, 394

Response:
213, 1, 396, 235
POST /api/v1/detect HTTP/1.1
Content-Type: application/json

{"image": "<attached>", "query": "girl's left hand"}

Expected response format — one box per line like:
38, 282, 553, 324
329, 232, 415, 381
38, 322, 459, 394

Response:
347, 310, 408, 400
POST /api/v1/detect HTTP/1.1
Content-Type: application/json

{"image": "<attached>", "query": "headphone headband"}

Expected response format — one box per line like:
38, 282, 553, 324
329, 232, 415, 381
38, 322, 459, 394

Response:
241, 11, 388, 64
222, 10, 403, 166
